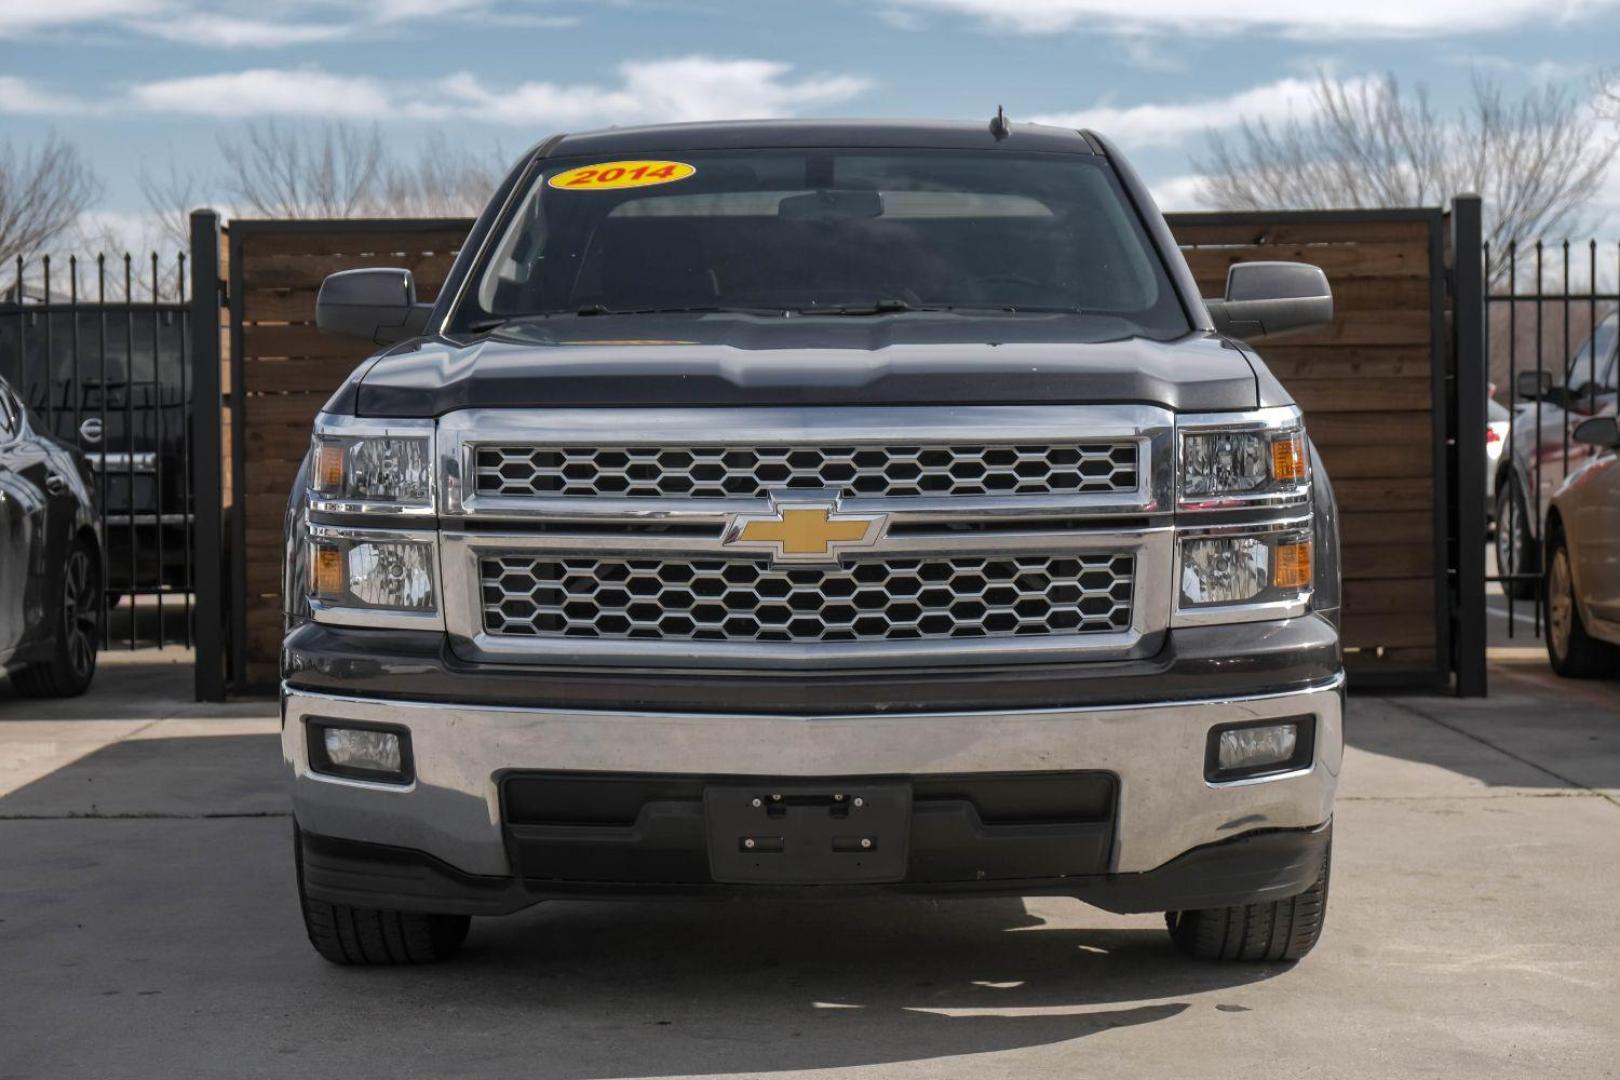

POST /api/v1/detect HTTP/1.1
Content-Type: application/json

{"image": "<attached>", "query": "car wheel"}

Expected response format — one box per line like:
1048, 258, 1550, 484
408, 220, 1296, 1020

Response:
11, 539, 100, 698
294, 826, 470, 965
1494, 479, 1538, 600
1544, 534, 1618, 678
1165, 826, 1331, 963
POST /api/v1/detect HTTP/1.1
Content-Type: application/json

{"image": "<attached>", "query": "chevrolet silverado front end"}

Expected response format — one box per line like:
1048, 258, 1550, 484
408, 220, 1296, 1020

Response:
280, 119, 1342, 966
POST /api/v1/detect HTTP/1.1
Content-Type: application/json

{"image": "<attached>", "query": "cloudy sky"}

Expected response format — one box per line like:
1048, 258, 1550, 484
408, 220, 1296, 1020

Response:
3, 0, 1619, 248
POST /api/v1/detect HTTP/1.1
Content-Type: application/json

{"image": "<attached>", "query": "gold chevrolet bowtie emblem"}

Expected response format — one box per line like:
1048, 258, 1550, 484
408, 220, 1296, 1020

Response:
724, 500, 885, 563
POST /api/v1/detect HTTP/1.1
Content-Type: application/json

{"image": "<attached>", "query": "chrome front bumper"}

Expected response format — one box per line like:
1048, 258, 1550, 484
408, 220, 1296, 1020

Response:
282, 675, 1343, 879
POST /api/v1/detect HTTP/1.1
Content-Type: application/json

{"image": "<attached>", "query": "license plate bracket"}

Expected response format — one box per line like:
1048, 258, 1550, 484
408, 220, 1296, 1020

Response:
704, 781, 912, 884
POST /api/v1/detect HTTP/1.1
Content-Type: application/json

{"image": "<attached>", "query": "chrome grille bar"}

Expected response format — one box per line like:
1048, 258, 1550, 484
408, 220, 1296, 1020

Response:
480, 553, 1135, 643
440, 405, 1174, 522
473, 442, 1139, 500
436, 405, 1178, 668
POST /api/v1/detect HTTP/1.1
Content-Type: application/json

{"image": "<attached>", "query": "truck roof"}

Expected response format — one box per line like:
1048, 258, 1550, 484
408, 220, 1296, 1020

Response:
543, 119, 1100, 159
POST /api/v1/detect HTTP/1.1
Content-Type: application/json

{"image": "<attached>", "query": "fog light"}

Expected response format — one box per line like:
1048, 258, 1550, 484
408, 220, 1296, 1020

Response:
1220, 724, 1296, 770
1207, 718, 1313, 782
326, 728, 400, 772
308, 722, 412, 783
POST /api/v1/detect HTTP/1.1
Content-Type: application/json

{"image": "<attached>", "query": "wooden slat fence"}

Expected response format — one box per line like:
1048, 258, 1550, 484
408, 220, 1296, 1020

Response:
224, 210, 1452, 690
228, 220, 470, 687
1170, 211, 1447, 685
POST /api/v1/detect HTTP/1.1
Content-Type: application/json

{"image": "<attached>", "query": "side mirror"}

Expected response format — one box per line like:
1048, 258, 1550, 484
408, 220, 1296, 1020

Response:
1204, 261, 1333, 342
1572, 415, 1620, 449
1515, 369, 1554, 401
316, 268, 432, 344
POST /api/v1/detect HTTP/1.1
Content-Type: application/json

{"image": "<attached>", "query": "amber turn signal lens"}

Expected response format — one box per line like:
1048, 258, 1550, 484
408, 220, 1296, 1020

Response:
315, 442, 346, 492
1273, 540, 1312, 589
310, 545, 344, 597
1270, 433, 1306, 482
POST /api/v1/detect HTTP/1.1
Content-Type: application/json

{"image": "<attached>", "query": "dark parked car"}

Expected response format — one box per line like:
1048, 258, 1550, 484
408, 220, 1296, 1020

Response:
0, 373, 103, 697
0, 308, 191, 604
1496, 312, 1619, 597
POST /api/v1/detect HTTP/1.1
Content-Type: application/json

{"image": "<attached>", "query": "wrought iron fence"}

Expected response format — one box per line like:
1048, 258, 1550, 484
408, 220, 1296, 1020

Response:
1483, 239, 1620, 639
0, 252, 195, 649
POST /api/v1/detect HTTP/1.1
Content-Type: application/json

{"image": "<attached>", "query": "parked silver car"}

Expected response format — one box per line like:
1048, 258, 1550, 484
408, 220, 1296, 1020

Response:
1497, 312, 1618, 598
1543, 415, 1620, 677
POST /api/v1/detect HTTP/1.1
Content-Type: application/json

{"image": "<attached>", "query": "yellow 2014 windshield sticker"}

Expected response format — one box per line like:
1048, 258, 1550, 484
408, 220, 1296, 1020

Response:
548, 160, 696, 191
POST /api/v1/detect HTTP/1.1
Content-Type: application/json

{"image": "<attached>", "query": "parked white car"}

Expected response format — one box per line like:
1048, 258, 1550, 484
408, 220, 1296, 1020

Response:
1543, 415, 1620, 677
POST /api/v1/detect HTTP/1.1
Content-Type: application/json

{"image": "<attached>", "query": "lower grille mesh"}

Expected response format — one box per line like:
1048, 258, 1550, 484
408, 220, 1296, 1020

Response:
480, 554, 1135, 643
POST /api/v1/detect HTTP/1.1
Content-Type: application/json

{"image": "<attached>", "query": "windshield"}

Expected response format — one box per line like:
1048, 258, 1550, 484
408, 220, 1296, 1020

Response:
1565, 313, 1618, 394
460, 149, 1189, 337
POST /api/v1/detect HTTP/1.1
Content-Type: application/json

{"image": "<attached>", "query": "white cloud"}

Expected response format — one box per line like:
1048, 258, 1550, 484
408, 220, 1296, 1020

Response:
0, 75, 88, 114
1118, 36, 1185, 74
141, 15, 350, 47
1148, 173, 1205, 212
1032, 76, 1362, 149
0, 0, 568, 46
117, 57, 872, 126
431, 58, 872, 127
0, 0, 164, 36
886, 0, 1620, 38
130, 69, 394, 117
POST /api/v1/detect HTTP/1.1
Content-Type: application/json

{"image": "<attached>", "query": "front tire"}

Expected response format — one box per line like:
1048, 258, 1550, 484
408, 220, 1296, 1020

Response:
1544, 534, 1618, 678
1495, 479, 1538, 601
1165, 827, 1331, 962
10, 539, 100, 698
295, 827, 470, 965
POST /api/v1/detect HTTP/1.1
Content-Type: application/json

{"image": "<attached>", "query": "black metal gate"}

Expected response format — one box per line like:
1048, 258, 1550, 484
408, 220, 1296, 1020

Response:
0, 252, 196, 649
1483, 240, 1620, 638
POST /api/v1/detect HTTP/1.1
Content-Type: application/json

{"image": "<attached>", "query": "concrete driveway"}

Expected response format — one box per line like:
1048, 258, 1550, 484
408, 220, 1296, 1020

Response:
2, 652, 1618, 1079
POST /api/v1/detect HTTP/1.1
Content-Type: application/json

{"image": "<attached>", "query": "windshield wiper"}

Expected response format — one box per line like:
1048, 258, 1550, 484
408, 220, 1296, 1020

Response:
796, 299, 935, 316
466, 305, 787, 332
574, 304, 789, 317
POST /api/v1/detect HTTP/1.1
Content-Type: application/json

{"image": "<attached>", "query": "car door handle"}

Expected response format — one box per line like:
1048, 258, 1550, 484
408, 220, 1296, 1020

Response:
45, 474, 67, 495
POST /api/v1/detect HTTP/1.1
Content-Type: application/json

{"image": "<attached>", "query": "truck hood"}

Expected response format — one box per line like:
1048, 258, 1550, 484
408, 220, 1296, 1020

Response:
349, 312, 1261, 417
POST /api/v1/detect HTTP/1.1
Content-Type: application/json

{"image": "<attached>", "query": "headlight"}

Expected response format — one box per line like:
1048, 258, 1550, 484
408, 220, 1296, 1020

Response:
305, 527, 441, 628
308, 417, 434, 514
1174, 525, 1312, 625
1178, 407, 1309, 509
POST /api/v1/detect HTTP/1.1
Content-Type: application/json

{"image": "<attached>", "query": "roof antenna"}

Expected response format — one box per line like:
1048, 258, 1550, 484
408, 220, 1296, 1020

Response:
989, 105, 1010, 141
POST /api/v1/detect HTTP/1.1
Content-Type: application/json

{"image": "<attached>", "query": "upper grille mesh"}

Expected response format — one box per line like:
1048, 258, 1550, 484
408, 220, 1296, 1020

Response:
472, 443, 1139, 500
480, 553, 1135, 644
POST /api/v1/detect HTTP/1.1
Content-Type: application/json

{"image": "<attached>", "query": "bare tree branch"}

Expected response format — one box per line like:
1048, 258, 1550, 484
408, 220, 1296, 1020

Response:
1598, 68, 1620, 123
1193, 72, 1619, 281
138, 156, 205, 253
213, 121, 501, 220
219, 120, 387, 219
0, 131, 102, 266
378, 133, 504, 217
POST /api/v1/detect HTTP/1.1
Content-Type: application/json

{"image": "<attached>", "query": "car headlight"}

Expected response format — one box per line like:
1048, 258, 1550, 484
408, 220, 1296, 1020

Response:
1178, 407, 1309, 509
1174, 524, 1312, 625
308, 417, 434, 514
304, 526, 442, 628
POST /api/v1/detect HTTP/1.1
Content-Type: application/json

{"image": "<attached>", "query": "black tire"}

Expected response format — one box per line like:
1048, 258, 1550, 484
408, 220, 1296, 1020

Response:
1165, 828, 1331, 963
294, 827, 470, 965
1494, 479, 1538, 601
11, 539, 100, 698
1544, 531, 1619, 678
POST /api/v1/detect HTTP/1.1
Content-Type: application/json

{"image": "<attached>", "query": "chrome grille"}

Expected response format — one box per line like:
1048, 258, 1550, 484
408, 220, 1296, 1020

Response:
480, 554, 1135, 643
472, 442, 1139, 500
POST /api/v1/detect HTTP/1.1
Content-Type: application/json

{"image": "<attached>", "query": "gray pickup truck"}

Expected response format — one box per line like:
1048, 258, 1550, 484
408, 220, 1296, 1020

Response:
281, 119, 1343, 967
